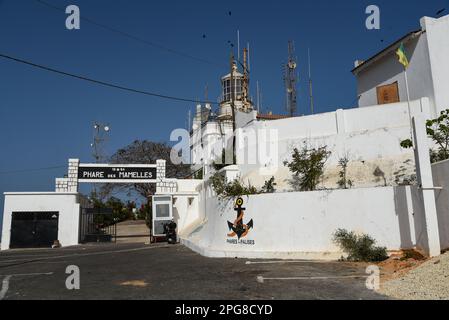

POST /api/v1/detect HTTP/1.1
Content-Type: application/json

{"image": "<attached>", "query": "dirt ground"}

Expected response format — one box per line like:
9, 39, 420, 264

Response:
378, 250, 428, 284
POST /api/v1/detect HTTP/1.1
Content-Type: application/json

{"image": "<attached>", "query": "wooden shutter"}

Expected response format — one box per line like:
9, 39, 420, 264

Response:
376, 82, 400, 105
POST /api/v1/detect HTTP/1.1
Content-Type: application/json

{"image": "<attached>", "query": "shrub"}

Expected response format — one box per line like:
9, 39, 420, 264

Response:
337, 156, 353, 189
261, 177, 277, 193
332, 229, 389, 262
210, 172, 259, 200
284, 143, 331, 191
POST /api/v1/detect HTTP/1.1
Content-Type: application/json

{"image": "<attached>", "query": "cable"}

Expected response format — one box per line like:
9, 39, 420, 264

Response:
33, 0, 225, 69
0, 165, 66, 175
0, 53, 217, 105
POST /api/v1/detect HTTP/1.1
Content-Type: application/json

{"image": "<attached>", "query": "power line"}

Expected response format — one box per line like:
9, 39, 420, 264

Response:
33, 0, 224, 69
0, 165, 66, 175
0, 52, 217, 105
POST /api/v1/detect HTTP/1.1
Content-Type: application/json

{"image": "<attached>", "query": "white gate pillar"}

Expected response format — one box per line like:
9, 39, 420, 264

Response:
55, 159, 79, 193
413, 115, 441, 257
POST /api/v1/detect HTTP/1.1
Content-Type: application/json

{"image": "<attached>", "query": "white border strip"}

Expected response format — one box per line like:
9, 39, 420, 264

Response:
78, 179, 158, 184
78, 163, 157, 168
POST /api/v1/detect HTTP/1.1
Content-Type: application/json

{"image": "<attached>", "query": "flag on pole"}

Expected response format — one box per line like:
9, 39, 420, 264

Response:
396, 42, 409, 68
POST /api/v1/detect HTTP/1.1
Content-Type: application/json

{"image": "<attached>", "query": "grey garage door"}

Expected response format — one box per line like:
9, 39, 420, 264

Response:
10, 212, 59, 249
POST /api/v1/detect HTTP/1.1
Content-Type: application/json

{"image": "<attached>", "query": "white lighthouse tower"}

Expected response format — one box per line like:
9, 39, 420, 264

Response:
218, 58, 253, 121
190, 52, 255, 177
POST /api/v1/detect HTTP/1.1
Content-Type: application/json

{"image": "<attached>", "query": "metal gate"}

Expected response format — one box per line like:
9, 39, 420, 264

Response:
10, 212, 59, 249
80, 208, 117, 243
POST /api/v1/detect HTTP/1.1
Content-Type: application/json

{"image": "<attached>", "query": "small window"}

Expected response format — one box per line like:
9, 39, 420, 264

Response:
154, 196, 171, 202
156, 204, 170, 218
376, 82, 400, 105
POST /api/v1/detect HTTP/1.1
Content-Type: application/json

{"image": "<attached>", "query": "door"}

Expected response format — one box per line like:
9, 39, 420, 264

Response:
152, 196, 173, 237
10, 212, 59, 249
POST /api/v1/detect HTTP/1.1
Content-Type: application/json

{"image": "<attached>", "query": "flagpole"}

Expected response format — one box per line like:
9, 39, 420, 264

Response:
404, 67, 413, 141
397, 42, 413, 142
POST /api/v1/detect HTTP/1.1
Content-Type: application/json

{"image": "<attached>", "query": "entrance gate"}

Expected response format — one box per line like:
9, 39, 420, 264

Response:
55, 159, 168, 245
10, 212, 59, 249
80, 208, 117, 243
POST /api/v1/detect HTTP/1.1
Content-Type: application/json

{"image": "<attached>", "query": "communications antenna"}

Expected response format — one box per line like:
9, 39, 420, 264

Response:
91, 122, 111, 163
284, 41, 298, 117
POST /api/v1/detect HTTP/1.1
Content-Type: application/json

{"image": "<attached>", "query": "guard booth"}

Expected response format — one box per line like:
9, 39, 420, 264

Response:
151, 195, 173, 242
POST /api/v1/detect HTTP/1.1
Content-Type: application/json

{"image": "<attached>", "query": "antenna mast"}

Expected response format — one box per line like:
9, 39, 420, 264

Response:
284, 41, 298, 117
256, 81, 260, 112
92, 122, 110, 163
308, 48, 315, 115
242, 47, 250, 110
230, 53, 237, 162
237, 30, 240, 61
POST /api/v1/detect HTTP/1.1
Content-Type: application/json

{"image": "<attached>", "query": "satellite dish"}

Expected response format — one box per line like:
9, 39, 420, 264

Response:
104, 126, 110, 132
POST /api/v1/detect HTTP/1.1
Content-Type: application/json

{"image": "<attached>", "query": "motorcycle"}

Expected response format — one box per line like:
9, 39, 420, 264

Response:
163, 220, 177, 244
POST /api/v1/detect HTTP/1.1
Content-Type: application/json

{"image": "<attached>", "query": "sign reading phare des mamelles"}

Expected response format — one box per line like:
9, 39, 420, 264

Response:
78, 164, 157, 183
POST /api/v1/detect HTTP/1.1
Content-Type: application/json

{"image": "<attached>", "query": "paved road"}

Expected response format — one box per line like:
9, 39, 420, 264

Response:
0, 244, 387, 300
115, 220, 150, 244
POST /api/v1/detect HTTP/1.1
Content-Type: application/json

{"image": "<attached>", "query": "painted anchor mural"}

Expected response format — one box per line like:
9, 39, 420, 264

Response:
227, 197, 254, 239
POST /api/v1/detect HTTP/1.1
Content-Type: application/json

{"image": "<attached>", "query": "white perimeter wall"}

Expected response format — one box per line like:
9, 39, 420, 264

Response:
1, 193, 81, 250
181, 182, 441, 260
236, 99, 431, 190
180, 152, 449, 260
431, 160, 449, 249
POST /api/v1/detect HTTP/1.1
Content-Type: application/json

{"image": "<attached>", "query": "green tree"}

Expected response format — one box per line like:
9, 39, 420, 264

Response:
401, 109, 449, 163
284, 144, 331, 191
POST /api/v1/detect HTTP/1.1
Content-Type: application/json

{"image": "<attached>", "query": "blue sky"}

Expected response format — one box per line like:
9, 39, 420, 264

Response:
0, 0, 448, 230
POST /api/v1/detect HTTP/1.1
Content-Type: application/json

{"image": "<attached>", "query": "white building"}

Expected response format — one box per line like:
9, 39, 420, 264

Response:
3, 15, 448, 259
1, 193, 84, 251
178, 14, 449, 260
190, 60, 260, 176
354, 15, 449, 118
191, 14, 449, 191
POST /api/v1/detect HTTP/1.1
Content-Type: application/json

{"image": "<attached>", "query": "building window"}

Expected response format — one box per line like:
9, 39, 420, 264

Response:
222, 79, 242, 102
376, 82, 400, 105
